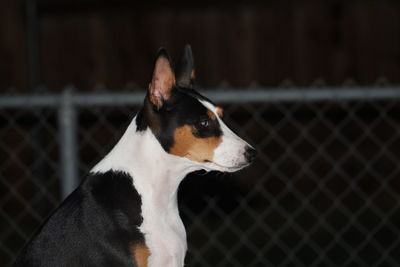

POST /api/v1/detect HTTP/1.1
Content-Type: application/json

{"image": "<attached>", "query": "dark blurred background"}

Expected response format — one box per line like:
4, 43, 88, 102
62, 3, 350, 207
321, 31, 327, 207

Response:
1, 0, 400, 92
1, 1, 400, 267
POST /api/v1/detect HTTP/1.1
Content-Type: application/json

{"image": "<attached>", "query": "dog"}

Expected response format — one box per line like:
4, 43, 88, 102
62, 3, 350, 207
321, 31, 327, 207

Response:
14, 45, 256, 267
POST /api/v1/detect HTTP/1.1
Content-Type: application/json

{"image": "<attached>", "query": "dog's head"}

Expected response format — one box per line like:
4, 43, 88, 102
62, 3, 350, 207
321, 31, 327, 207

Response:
136, 45, 256, 172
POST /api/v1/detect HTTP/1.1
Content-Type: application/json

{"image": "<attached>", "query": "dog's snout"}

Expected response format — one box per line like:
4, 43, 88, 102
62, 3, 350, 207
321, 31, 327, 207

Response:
244, 146, 257, 163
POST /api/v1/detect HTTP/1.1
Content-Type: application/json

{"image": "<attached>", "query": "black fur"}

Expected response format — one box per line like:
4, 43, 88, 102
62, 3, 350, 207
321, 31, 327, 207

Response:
14, 171, 144, 267
175, 44, 195, 89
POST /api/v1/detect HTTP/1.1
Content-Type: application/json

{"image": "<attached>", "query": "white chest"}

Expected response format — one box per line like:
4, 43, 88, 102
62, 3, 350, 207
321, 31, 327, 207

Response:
91, 127, 198, 267
139, 195, 187, 267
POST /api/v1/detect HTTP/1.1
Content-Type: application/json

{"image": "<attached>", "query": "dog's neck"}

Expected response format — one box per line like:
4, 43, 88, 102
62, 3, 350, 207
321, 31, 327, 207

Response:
91, 116, 199, 205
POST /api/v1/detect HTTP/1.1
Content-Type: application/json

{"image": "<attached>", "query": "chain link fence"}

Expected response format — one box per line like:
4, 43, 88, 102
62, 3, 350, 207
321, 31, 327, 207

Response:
1, 87, 400, 266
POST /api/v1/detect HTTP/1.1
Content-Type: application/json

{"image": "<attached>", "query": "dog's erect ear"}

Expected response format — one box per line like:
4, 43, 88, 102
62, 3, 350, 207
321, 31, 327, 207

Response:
148, 48, 176, 110
175, 44, 195, 88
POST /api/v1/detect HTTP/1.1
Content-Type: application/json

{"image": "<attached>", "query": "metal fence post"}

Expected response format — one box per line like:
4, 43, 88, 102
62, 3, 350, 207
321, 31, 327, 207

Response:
58, 88, 78, 199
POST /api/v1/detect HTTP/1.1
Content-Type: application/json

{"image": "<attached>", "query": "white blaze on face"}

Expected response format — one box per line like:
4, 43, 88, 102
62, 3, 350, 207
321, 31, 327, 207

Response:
199, 99, 253, 172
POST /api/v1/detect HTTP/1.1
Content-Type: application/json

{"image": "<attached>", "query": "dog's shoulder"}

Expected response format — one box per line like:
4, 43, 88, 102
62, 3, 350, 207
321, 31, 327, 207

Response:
14, 171, 145, 267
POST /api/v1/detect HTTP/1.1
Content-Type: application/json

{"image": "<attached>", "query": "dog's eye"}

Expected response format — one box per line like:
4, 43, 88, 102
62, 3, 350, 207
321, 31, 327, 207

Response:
198, 118, 210, 128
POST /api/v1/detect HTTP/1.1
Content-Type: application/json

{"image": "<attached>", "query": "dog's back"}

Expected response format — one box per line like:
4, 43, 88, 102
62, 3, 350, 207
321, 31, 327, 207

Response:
14, 171, 145, 267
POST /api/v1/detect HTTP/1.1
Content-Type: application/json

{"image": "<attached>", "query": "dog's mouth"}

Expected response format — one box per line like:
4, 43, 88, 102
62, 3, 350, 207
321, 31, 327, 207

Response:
204, 160, 252, 173
205, 147, 256, 173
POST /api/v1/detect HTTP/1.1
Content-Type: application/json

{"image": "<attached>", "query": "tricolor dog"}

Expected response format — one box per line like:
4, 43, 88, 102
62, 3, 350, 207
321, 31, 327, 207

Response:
14, 45, 256, 267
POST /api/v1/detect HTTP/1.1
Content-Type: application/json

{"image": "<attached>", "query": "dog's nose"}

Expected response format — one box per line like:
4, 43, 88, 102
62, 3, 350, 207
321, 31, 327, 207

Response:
244, 146, 257, 163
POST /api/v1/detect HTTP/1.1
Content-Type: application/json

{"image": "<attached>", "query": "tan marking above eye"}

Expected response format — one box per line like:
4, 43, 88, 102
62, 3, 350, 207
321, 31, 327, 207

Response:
131, 243, 151, 267
207, 109, 216, 120
216, 106, 224, 117
169, 125, 222, 162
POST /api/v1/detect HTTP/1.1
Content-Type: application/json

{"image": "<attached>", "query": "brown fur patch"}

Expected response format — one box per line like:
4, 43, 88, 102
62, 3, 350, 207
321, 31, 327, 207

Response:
131, 243, 151, 267
169, 125, 222, 162
216, 106, 224, 117
207, 109, 216, 120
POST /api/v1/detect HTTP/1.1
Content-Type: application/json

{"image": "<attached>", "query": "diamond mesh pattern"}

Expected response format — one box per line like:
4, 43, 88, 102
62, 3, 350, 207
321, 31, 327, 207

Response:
1, 94, 400, 267
0, 108, 59, 265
